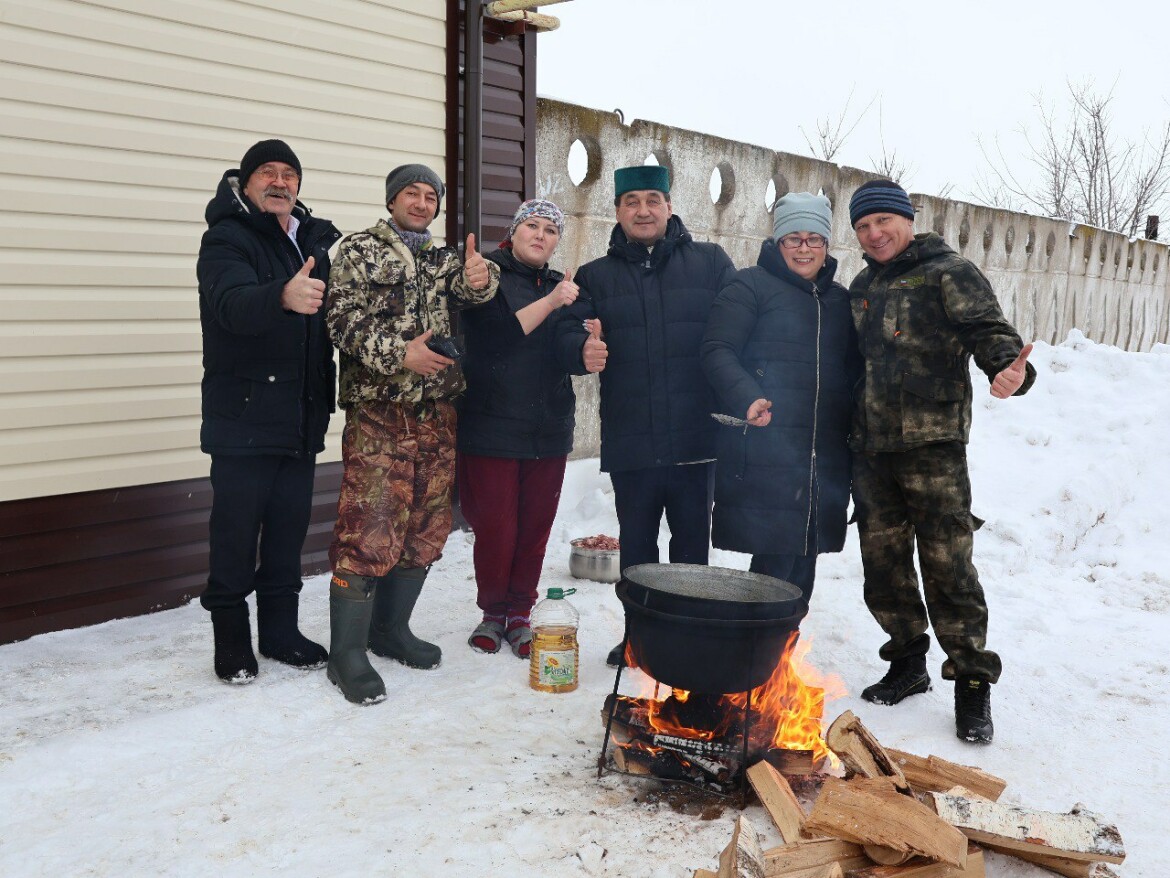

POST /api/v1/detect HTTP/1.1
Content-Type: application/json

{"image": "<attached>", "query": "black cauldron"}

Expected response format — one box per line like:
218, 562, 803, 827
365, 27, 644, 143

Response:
617, 563, 806, 694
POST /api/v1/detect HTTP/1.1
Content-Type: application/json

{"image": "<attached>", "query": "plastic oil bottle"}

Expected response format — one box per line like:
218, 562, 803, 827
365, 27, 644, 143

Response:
528, 587, 579, 693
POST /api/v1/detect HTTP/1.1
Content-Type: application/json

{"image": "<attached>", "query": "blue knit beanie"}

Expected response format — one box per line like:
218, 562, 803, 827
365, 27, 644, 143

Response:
849, 179, 915, 226
772, 192, 832, 242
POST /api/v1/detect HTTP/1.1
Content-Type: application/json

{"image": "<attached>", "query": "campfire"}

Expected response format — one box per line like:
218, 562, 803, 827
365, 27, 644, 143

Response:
601, 632, 845, 795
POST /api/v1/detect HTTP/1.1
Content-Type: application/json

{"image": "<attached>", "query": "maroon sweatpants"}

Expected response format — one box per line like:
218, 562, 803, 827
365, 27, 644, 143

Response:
456, 453, 567, 618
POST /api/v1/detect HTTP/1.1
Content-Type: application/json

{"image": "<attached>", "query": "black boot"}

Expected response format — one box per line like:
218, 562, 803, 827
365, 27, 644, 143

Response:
257, 593, 327, 669
210, 605, 258, 684
326, 573, 386, 705
368, 565, 442, 670
606, 641, 627, 669
861, 654, 931, 705
955, 675, 994, 744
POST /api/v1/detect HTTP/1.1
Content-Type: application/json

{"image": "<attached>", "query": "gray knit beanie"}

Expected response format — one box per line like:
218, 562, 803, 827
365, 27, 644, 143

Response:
772, 192, 832, 242
384, 163, 444, 209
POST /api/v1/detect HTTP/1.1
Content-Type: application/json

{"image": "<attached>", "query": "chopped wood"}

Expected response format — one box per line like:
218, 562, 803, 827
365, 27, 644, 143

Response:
845, 843, 985, 877
765, 747, 817, 776
996, 847, 1121, 878
863, 846, 913, 865
694, 871, 719, 878
805, 777, 968, 868
772, 865, 845, 878
719, 815, 766, 878
747, 761, 807, 843
762, 837, 866, 876
925, 794, 1125, 866
824, 711, 910, 794
885, 748, 1006, 801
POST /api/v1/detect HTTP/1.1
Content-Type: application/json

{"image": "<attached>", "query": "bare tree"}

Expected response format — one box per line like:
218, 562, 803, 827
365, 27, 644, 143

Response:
800, 87, 876, 161
869, 102, 915, 187
975, 82, 1170, 237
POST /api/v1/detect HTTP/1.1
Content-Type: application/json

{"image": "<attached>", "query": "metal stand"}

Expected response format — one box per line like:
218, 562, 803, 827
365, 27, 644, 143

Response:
598, 624, 764, 806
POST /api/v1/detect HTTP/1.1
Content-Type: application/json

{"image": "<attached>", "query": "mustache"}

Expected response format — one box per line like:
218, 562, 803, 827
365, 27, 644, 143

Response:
262, 187, 293, 202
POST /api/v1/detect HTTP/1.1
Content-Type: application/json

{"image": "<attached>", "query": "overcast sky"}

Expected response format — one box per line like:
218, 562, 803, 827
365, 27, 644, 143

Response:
538, 0, 1170, 210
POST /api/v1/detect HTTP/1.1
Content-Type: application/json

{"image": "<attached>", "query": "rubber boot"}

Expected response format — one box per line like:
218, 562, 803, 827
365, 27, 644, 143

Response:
955, 675, 994, 744
326, 573, 386, 705
861, 653, 931, 705
257, 593, 328, 669
367, 565, 442, 669
210, 605, 258, 684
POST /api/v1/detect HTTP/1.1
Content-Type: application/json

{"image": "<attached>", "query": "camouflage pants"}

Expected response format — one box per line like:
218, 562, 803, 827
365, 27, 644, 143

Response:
329, 400, 456, 578
851, 441, 1001, 683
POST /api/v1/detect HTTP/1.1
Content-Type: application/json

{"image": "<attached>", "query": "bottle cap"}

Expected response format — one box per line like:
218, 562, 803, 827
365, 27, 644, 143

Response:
546, 587, 576, 599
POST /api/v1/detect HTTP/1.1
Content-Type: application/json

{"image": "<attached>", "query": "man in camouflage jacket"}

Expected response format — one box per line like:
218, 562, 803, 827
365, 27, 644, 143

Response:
324, 164, 499, 704
847, 180, 1035, 744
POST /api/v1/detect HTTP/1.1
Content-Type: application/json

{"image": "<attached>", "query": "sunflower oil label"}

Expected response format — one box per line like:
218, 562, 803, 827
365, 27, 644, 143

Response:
537, 648, 577, 687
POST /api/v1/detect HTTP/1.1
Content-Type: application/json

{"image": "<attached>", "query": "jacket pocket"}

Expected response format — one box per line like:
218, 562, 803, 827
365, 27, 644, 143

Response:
900, 372, 965, 444
234, 363, 301, 425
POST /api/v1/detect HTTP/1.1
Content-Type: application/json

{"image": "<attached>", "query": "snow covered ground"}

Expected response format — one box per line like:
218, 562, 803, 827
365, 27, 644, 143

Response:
1, 332, 1166, 877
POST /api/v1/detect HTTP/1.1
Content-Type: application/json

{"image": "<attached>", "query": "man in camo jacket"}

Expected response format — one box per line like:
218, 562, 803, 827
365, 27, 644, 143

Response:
847, 179, 1036, 745
324, 163, 499, 705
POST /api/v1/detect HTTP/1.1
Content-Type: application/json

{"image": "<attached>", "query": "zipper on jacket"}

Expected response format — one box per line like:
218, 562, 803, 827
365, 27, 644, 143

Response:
805, 284, 823, 555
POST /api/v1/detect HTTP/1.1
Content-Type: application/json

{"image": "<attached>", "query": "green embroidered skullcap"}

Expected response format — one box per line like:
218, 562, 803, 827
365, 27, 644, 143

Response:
614, 165, 670, 198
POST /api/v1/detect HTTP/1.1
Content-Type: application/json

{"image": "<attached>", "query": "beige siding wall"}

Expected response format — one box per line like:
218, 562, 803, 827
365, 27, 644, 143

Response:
0, 0, 447, 502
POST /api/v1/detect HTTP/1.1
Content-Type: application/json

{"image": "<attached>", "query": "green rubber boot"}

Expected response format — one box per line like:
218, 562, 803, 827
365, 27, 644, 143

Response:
368, 565, 442, 670
326, 572, 386, 705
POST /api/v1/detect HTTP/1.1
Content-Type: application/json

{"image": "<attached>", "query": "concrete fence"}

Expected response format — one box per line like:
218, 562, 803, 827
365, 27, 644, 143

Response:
533, 98, 1169, 457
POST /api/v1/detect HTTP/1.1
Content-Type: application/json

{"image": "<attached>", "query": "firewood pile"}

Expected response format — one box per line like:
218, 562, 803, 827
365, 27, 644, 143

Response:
690, 710, 1126, 878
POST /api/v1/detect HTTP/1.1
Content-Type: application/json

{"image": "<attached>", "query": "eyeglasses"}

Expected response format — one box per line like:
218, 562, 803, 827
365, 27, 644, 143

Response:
254, 165, 300, 184
779, 234, 827, 250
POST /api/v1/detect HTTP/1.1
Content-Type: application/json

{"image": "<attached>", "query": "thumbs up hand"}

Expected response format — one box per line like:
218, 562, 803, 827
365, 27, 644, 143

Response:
991, 343, 1033, 399
463, 233, 490, 290
547, 268, 579, 309
583, 317, 607, 373
281, 255, 326, 314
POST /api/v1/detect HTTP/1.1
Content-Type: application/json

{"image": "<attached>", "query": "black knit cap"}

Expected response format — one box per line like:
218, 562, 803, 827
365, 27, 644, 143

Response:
849, 179, 915, 226
239, 139, 302, 186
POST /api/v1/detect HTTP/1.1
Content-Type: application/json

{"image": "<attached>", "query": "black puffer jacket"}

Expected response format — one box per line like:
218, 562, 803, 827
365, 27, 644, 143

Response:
457, 248, 585, 459
564, 216, 737, 473
197, 171, 340, 456
701, 241, 860, 556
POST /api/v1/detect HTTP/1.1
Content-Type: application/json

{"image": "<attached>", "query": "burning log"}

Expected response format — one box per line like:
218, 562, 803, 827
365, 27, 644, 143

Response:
885, 749, 1006, 801
746, 761, 808, 843
824, 711, 910, 794
804, 777, 969, 869
924, 793, 1125, 871
718, 815, 767, 878
764, 747, 817, 776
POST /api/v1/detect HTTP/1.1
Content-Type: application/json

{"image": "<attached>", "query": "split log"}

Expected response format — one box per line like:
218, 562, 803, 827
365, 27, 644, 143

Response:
844, 843, 985, 877
719, 815, 767, 878
771, 865, 845, 878
824, 711, 910, 794
762, 838, 867, 876
925, 794, 1125, 866
999, 848, 1120, 878
863, 846, 913, 865
694, 871, 719, 878
805, 777, 968, 868
747, 761, 807, 843
885, 748, 1006, 801
765, 748, 817, 776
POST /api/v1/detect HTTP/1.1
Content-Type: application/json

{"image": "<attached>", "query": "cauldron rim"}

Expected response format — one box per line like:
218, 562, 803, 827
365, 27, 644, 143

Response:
622, 562, 803, 606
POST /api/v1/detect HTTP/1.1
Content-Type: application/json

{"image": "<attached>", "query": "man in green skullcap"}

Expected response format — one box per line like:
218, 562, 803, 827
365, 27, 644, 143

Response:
559, 164, 737, 667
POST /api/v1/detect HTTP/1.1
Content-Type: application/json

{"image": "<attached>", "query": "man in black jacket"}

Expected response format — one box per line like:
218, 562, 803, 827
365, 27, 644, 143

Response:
196, 139, 341, 683
562, 165, 737, 666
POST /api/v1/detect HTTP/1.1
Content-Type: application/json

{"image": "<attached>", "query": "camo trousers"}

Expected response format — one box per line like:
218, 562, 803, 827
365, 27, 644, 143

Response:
329, 399, 457, 578
851, 441, 1001, 683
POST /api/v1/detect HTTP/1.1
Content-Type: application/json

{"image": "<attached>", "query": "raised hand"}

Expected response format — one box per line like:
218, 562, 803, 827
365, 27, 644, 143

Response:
463, 233, 490, 290
547, 268, 579, 309
583, 317, 607, 373
403, 329, 455, 377
991, 343, 1033, 399
281, 255, 325, 314
746, 398, 773, 427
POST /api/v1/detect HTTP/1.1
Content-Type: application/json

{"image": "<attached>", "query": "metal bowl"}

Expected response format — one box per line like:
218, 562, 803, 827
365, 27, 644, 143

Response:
569, 541, 621, 583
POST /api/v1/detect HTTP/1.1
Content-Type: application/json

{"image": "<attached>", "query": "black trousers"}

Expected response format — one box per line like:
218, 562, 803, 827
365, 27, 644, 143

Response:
610, 462, 714, 573
749, 553, 817, 616
201, 453, 316, 612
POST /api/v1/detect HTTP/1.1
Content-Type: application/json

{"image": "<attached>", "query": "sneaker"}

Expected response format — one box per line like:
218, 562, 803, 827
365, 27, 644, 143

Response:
955, 675, 994, 744
861, 654, 931, 705
606, 641, 627, 669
